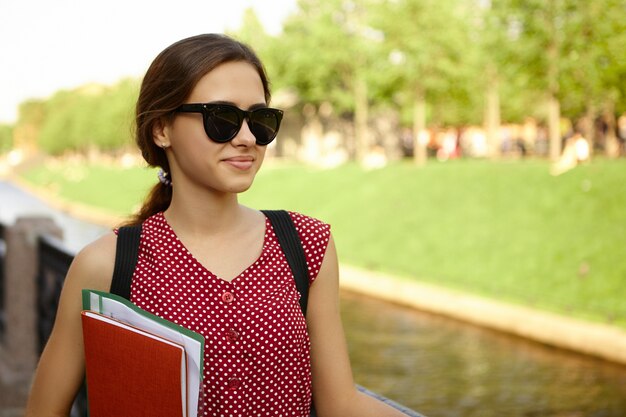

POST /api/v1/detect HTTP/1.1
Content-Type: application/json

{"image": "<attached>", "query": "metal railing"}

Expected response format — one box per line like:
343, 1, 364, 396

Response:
0, 222, 6, 342
35, 233, 88, 417
36, 233, 74, 353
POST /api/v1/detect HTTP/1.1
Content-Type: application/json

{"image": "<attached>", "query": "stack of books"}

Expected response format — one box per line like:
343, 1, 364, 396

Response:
81, 289, 205, 417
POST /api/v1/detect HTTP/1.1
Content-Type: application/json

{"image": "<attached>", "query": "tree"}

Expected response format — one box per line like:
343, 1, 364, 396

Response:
500, 0, 626, 159
557, 0, 626, 156
273, 0, 381, 161
472, 0, 523, 157
0, 123, 13, 153
372, 0, 473, 164
36, 79, 138, 155
14, 99, 46, 155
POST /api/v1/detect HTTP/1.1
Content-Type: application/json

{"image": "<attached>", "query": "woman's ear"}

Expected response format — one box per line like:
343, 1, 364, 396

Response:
152, 118, 171, 148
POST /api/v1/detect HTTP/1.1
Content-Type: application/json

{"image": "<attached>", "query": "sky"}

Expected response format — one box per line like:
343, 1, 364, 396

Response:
0, 0, 298, 123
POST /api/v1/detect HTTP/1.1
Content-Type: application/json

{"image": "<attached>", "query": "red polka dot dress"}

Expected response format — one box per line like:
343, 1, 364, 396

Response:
129, 211, 331, 417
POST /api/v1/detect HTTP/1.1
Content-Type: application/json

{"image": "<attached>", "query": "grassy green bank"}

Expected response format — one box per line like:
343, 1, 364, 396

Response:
19, 158, 626, 328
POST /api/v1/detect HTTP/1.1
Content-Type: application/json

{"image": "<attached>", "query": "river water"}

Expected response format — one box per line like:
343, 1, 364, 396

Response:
343, 291, 626, 417
2, 180, 625, 417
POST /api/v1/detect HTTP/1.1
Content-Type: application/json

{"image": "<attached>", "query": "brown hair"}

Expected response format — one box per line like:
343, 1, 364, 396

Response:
125, 34, 272, 226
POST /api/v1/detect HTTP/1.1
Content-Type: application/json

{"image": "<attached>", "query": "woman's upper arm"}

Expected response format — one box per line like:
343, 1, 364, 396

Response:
307, 234, 408, 417
25, 231, 117, 417
307, 234, 358, 416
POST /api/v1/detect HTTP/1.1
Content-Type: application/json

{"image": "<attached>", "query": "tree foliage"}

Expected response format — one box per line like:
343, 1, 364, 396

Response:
8, 0, 626, 157
32, 79, 138, 155
268, 0, 380, 113
0, 123, 13, 153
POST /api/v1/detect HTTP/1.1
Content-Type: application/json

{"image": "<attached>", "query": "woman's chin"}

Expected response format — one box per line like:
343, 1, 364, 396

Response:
224, 178, 256, 194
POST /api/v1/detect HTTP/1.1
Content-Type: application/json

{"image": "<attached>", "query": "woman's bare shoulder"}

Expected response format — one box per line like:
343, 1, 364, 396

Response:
68, 231, 117, 291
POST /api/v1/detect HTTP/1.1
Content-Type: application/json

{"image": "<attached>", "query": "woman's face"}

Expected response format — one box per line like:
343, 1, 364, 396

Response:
159, 60, 269, 195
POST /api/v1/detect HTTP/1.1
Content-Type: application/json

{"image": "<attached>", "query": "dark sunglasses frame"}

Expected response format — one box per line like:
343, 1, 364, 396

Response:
176, 103, 284, 145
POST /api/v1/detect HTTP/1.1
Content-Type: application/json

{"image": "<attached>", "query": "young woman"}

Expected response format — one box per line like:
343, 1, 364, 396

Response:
25, 34, 406, 417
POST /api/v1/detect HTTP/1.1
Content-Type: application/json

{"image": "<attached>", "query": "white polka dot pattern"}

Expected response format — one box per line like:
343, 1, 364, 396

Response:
128, 211, 331, 417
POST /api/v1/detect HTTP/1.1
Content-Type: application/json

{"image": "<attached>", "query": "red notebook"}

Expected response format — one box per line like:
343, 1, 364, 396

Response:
81, 311, 187, 417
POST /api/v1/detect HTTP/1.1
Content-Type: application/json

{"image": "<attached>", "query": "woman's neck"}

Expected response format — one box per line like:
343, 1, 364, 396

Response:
164, 184, 247, 238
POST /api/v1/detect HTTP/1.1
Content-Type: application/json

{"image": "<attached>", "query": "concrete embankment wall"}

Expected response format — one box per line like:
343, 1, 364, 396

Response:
340, 265, 626, 366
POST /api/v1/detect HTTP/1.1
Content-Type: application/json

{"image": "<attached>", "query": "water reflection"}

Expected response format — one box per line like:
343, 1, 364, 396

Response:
341, 290, 626, 417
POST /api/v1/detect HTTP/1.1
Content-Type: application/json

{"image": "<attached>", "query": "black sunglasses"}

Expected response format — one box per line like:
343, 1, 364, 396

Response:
176, 103, 284, 145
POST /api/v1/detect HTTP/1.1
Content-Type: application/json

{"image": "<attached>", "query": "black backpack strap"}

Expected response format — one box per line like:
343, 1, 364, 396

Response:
261, 210, 310, 316
261, 211, 316, 416
109, 225, 142, 301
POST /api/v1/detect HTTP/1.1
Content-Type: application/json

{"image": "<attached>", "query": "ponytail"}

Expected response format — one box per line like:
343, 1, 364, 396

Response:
122, 181, 172, 227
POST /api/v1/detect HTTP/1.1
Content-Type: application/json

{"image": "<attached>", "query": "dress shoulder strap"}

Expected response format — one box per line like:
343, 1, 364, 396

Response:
109, 225, 142, 301
261, 210, 310, 316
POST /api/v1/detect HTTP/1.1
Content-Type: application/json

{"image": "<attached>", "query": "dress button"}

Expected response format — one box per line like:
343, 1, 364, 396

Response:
226, 329, 239, 342
227, 377, 241, 391
221, 291, 234, 303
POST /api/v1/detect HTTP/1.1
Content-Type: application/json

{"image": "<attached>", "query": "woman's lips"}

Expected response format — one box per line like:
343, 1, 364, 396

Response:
222, 156, 254, 170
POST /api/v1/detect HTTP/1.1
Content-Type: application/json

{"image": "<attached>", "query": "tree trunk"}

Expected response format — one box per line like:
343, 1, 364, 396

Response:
484, 64, 501, 159
604, 100, 620, 158
300, 104, 323, 163
354, 75, 369, 162
584, 101, 596, 155
412, 87, 427, 166
546, 1, 562, 162
548, 95, 561, 161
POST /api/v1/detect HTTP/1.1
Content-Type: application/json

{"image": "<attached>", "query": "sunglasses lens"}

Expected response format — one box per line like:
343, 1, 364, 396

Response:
249, 109, 281, 145
205, 107, 241, 142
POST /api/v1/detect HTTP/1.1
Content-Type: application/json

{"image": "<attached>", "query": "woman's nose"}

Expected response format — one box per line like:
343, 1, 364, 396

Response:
231, 119, 256, 146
